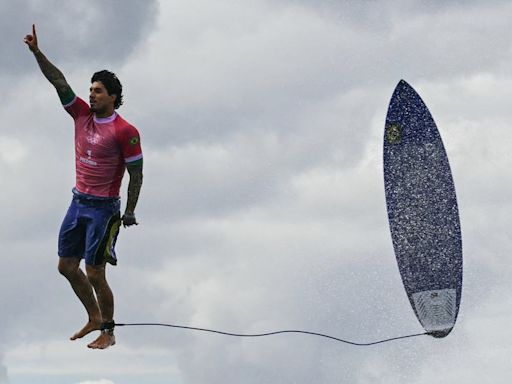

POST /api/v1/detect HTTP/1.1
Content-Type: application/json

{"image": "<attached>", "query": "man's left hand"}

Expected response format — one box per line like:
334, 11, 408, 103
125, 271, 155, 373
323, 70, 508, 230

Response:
122, 212, 138, 227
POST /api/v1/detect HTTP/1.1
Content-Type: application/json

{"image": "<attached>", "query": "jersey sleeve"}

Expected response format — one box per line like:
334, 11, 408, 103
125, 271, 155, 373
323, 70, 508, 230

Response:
117, 124, 143, 164
63, 96, 90, 120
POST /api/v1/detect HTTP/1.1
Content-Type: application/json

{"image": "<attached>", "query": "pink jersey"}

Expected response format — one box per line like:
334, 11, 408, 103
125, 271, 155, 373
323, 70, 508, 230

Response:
64, 96, 143, 198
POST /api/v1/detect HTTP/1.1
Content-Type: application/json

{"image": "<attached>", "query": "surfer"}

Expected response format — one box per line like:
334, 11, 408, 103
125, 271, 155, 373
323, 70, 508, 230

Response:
24, 25, 143, 349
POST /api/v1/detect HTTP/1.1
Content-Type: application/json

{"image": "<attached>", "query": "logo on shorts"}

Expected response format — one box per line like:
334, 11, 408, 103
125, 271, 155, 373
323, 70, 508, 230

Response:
130, 137, 139, 145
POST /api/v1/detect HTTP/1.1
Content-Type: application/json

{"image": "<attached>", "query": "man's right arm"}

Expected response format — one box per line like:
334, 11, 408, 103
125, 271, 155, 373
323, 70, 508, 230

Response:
24, 24, 75, 105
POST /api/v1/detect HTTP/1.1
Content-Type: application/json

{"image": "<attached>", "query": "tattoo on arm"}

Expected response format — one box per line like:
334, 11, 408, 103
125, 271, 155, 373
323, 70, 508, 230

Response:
33, 50, 72, 100
125, 164, 143, 215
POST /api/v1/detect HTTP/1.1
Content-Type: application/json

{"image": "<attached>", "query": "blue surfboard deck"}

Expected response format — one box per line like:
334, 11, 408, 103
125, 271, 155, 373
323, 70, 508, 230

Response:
383, 80, 462, 338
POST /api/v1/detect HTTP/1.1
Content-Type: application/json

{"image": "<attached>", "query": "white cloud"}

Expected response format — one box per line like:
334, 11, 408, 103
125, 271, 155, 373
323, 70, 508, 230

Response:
77, 380, 115, 384
0, 137, 28, 164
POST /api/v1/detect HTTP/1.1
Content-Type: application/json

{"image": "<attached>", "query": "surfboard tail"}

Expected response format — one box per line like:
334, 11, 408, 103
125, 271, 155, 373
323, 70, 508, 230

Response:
411, 288, 457, 338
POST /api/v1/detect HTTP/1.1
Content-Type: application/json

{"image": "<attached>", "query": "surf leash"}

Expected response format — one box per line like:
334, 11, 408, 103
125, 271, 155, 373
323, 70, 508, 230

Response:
114, 322, 428, 346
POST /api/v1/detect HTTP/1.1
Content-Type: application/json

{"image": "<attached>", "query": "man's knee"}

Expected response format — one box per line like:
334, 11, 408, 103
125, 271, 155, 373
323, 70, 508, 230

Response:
86, 264, 106, 287
58, 257, 80, 278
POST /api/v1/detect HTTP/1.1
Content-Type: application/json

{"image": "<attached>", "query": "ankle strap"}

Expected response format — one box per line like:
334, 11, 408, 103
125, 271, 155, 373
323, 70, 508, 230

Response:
101, 320, 115, 334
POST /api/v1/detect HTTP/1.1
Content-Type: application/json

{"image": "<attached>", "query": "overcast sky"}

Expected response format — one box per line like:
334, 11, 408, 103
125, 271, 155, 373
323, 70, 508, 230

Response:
2, 0, 512, 383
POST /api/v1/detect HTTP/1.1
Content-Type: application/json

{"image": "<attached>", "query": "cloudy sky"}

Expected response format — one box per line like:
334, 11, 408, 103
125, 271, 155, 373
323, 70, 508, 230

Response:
2, 0, 512, 383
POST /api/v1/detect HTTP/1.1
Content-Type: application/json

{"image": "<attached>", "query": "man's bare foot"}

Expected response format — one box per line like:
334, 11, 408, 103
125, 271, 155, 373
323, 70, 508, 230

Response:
70, 320, 101, 340
87, 332, 116, 349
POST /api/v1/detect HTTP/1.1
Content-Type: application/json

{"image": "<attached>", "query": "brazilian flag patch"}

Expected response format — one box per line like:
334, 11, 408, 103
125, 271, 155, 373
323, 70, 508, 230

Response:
130, 137, 139, 145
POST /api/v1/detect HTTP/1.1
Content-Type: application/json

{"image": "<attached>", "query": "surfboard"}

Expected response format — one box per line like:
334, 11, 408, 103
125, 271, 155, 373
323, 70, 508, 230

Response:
383, 80, 463, 338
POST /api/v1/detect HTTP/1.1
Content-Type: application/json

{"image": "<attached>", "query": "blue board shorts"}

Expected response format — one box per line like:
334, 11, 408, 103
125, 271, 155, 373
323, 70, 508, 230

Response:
58, 189, 121, 266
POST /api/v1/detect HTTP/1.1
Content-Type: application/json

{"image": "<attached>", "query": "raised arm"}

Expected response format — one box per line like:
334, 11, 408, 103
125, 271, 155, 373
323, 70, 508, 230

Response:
24, 24, 74, 104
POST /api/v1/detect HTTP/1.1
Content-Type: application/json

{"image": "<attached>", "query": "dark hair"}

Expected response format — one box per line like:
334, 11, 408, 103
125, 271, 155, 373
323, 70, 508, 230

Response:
91, 70, 124, 109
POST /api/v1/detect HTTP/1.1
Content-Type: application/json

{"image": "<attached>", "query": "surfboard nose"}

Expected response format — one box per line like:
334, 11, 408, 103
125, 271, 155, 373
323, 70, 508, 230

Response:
397, 78, 410, 88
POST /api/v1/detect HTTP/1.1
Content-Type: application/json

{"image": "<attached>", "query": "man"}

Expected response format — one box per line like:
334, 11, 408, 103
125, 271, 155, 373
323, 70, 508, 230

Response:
24, 25, 143, 350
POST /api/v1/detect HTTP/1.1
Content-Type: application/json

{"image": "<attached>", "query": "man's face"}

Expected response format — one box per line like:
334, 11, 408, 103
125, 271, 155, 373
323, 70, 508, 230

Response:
89, 81, 116, 114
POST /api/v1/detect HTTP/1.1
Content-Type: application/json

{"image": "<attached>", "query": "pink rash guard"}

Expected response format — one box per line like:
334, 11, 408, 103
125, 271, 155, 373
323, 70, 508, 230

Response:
64, 96, 143, 198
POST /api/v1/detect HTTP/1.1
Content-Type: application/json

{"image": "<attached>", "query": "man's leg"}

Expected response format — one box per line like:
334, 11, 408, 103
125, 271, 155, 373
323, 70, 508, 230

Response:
86, 263, 115, 349
58, 257, 102, 340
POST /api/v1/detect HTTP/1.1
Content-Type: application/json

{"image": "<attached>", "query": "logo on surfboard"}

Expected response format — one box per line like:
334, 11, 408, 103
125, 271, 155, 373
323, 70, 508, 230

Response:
386, 123, 402, 144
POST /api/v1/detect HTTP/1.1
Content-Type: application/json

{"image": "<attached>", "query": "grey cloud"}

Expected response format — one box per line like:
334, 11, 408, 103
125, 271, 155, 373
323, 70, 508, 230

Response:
127, 0, 512, 153
0, 364, 6, 384
1, 0, 158, 75
279, 0, 504, 15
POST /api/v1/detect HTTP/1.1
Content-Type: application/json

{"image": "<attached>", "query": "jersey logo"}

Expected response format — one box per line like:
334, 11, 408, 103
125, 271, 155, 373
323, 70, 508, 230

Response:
80, 149, 97, 166
130, 137, 139, 145
87, 133, 101, 145
79, 156, 98, 166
